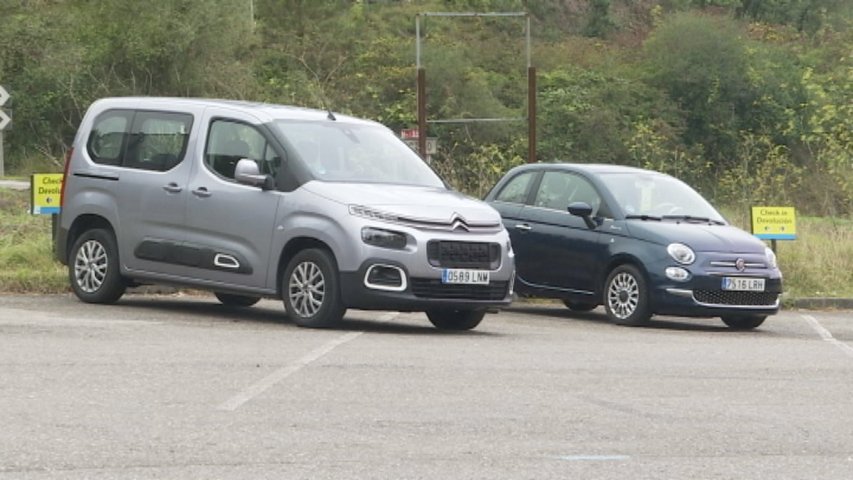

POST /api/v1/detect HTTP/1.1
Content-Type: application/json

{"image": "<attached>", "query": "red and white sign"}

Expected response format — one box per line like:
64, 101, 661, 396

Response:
400, 128, 419, 140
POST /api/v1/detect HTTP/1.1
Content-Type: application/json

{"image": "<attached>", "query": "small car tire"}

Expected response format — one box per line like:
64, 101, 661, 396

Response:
283, 248, 346, 328
69, 228, 126, 304
603, 264, 651, 326
215, 292, 261, 307
562, 300, 597, 312
426, 309, 486, 331
721, 315, 766, 330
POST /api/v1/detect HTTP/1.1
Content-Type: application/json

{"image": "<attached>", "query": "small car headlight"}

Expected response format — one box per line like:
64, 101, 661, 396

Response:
361, 227, 407, 250
667, 243, 695, 265
765, 246, 777, 269
665, 267, 690, 282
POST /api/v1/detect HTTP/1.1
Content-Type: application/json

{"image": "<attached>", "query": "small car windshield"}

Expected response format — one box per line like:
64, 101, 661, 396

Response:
274, 120, 445, 188
598, 172, 725, 223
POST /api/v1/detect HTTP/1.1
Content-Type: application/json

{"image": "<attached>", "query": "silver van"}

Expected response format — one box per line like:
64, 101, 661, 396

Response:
55, 97, 515, 330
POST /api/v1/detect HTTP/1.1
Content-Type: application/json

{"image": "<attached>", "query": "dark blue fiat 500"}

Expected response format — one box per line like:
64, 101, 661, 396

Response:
485, 163, 783, 329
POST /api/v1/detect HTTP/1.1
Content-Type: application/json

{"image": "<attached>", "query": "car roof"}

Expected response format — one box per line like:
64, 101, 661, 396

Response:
89, 97, 378, 126
516, 162, 663, 176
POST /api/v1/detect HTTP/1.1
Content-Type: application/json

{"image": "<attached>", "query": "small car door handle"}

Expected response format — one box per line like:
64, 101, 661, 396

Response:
191, 187, 212, 198
515, 223, 532, 231
162, 183, 182, 193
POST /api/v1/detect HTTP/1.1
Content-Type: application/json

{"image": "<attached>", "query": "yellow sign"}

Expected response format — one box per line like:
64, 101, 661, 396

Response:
30, 173, 64, 214
750, 206, 797, 240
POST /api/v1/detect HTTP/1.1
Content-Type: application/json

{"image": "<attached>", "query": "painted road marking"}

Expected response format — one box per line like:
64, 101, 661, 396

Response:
218, 312, 399, 411
801, 313, 853, 358
555, 455, 631, 461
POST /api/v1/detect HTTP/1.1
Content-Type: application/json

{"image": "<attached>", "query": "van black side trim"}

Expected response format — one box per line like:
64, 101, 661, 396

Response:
134, 240, 252, 274
73, 172, 120, 181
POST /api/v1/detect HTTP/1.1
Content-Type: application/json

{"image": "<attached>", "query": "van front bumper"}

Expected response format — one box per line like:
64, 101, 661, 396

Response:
339, 261, 514, 311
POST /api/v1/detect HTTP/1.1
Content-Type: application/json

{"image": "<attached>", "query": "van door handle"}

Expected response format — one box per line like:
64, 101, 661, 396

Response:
191, 187, 212, 198
162, 183, 182, 193
514, 223, 532, 231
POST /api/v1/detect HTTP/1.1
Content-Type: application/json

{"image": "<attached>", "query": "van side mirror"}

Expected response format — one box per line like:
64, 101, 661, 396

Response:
234, 158, 274, 190
567, 201, 597, 229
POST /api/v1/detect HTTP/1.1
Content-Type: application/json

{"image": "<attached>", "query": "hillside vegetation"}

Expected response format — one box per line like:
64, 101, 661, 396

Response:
1, 0, 850, 217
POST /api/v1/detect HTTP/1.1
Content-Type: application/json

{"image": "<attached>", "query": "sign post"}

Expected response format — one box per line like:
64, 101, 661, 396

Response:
0, 85, 10, 177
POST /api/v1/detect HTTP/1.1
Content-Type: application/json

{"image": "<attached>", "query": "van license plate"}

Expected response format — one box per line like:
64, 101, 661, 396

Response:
442, 269, 490, 285
722, 277, 765, 291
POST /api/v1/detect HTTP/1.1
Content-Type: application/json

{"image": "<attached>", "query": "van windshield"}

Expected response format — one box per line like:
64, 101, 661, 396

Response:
274, 120, 445, 188
599, 172, 725, 222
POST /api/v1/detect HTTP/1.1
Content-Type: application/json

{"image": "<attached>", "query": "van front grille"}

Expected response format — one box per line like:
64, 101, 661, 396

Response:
426, 241, 500, 269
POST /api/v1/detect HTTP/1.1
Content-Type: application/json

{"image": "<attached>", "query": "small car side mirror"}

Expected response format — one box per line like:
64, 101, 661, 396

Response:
567, 201, 596, 229
234, 158, 274, 190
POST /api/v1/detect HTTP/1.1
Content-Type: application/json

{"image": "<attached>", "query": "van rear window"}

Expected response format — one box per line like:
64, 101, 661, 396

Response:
86, 109, 193, 171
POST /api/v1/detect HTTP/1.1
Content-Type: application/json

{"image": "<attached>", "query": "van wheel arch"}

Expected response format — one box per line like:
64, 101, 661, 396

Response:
276, 237, 337, 298
67, 215, 117, 264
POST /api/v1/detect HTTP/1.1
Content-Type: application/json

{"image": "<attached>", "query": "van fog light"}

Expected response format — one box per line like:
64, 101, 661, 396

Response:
665, 267, 690, 282
364, 264, 407, 292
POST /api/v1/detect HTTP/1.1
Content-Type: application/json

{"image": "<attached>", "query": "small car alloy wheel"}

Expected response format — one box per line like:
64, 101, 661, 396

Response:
283, 248, 345, 328
604, 264, 651, 326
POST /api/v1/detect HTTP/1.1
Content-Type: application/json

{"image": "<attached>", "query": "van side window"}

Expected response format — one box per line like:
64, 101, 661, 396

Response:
124, 111, 193, 172
86, 110, 132, 166
205, 120, 278, 180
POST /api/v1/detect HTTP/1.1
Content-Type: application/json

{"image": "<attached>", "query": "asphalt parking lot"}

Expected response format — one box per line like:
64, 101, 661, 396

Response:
1, 294, 851, 479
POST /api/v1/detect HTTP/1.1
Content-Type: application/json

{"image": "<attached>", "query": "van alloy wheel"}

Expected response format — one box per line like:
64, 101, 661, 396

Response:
288, 261, 325, 317
68, 228, 126, 304
283, 248, 345, 328
74, 239, 108, 293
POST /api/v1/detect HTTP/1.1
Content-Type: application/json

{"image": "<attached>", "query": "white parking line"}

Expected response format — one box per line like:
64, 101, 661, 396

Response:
217, 312, 399, 411
801, 313, 853, 358
217, 331, 362, 411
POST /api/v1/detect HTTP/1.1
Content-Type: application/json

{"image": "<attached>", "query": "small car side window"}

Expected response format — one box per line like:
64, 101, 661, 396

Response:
86, 110, 132, 166
124, 111, 193, 172
534, 172, 604, 216
495, 171, 536, 204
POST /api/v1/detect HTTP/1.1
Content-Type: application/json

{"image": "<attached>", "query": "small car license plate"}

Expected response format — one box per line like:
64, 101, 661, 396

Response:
442, 269, 490, 285
722, 277, 765, 291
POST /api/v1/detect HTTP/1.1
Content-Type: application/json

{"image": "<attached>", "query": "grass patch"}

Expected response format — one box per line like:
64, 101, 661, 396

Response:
0, 188, 67, 293
1, 187, 851, 298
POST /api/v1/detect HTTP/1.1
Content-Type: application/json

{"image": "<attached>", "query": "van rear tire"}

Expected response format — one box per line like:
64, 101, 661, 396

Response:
69, 228, 126, 304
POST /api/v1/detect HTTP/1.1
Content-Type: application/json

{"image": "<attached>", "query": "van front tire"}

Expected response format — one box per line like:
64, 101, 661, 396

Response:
283, 248, 346, 328
69, 228, 126, 304
426, 309, 485, 331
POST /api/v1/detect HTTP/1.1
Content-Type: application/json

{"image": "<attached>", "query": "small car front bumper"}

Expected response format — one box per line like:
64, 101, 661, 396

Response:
652, 277, 783, 318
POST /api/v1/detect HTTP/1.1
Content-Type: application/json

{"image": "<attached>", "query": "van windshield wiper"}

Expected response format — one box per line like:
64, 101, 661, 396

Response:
662, 214, 725, 225
625, 214, 662, 221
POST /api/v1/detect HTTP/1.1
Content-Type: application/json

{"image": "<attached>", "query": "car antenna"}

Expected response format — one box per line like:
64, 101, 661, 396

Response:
316, 89, 337, 121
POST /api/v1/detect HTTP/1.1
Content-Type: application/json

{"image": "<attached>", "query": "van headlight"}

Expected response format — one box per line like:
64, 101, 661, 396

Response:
361, 227, 407, 250
765, 247, 777, 269
667, 243, 695, 265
